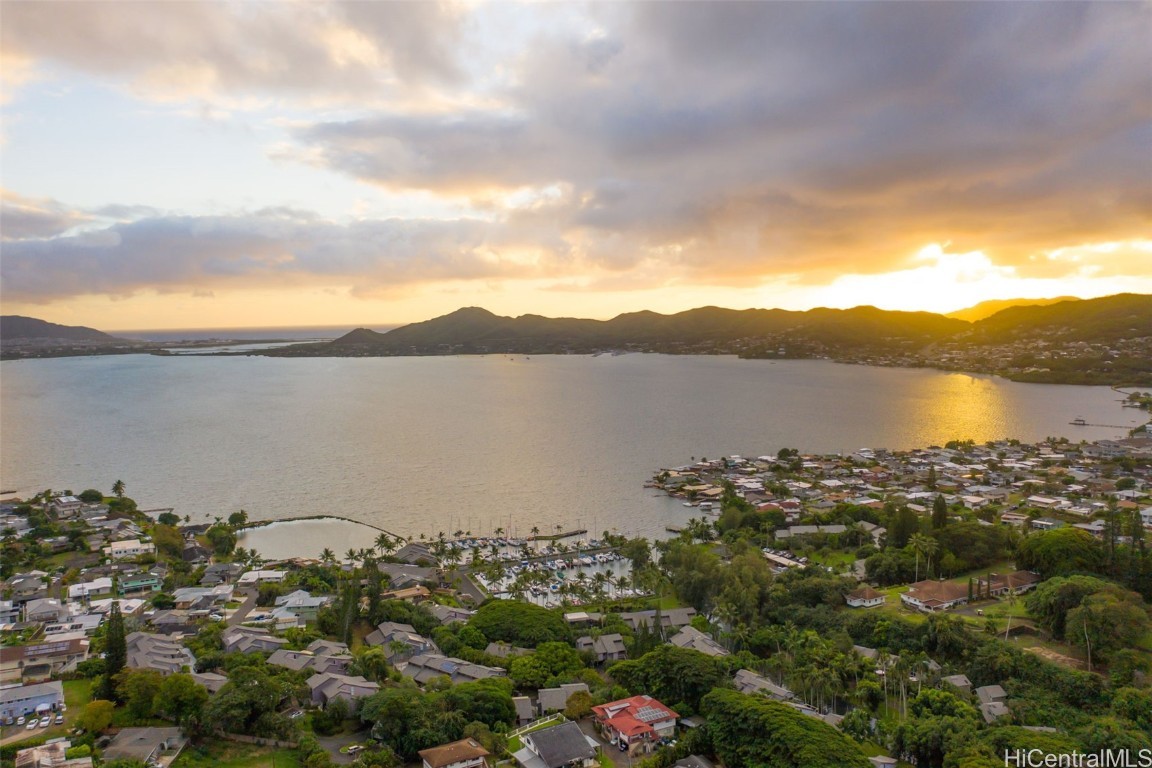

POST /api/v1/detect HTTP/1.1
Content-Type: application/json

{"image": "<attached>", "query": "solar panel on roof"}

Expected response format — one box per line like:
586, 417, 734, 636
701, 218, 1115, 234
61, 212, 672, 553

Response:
636, 706, 665, 721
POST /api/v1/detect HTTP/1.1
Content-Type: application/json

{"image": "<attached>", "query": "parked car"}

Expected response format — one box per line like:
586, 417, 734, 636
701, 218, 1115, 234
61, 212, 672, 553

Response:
39, 716, 51, 727
26, 720, 38, 730
55, 714, 65, 724
16, 715, 26, 725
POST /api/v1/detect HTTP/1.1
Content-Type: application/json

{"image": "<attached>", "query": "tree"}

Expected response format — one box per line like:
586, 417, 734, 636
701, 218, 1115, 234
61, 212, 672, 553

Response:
157, 511, 180, 527
909, 534, 938, 582
1066, 591, 1150, 668
609, 645, 730, 713
77, 700, 115, 734
99, 600, 127, 701
228, 510, 249, 527
153, 673, 209, 727
205, 524, 237, 557
469, 600, 569, 646
112, 480, 126, 499
1016, 528, 1103, 578
117, 668, 163, 721
564, 690, 593, 720
702, 688, 870, 768
79, 489, 104, 503
932, 495, 948, 529
888, 506, 918, 550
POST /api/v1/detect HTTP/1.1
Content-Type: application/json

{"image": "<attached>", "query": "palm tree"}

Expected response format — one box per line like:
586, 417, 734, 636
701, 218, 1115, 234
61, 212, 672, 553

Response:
531, 526, 540, 538
375, 533, 393, 556
345, 548, 358, 565
320, 548, 336, 565
112, 480, 126, 499
908, 533, 937, 582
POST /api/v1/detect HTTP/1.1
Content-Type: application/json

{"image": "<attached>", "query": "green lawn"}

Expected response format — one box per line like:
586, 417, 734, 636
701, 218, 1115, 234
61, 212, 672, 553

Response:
597, 749, 617, 767
172, 741, 302, 768
63, 679, 93, 710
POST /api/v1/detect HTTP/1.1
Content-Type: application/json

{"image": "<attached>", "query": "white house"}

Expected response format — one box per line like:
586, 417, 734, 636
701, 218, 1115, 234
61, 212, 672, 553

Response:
845, 586, 886, 608
103, 539, 156, 559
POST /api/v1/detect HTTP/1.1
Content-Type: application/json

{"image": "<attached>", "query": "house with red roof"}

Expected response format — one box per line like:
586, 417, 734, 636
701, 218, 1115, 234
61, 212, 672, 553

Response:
591, 695, 678, 755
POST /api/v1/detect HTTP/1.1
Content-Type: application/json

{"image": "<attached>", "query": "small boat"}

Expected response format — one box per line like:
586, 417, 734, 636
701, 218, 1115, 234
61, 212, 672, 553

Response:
1070, 417, 1088, 426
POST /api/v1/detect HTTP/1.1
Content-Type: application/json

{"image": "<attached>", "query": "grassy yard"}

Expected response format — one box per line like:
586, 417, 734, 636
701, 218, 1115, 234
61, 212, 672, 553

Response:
173, 741, 302, 768
63, 679, 92, 710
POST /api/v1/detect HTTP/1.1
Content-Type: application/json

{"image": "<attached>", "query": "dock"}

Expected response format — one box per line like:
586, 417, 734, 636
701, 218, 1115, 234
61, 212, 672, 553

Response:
1069, 421, 1134, 429
527, 529, 588, 541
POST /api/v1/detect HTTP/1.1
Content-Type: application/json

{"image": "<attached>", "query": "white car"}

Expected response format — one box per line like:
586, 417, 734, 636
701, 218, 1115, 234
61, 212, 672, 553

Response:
55, 714, 65, 724
26, 720, 37, 730
39, 717, 51, 727
16, 715, 26, 725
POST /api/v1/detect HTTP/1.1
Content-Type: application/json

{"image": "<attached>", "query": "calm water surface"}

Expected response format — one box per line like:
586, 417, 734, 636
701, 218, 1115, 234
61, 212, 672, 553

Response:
1, 354, 1139, 555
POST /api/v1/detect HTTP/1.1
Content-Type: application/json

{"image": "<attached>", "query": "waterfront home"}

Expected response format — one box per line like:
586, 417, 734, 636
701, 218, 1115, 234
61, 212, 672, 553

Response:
101, 727, 186, 765
401, 654, 506, 686
513, 721, 597, 768
845, 586, 886, 608
307, 672, 379, 710
419, 738, 490, 768
182, 541, 213, 565
576, 633, 628, 664
236, 569, 286, 586
0, 637, 89, 683
126, 632, 196, 674
901, 580, 970, 612
393, 542, 439, 566
668, 627, 729, 657
592, 695, 679, 755
538, 683, 590, 715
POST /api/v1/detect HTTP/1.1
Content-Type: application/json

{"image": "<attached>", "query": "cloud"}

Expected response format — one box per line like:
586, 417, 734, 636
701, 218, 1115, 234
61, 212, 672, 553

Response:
0, 1, 465, 104
287, 2, 1151, 285
0, 209, 573, 303
0, 190, 93, 239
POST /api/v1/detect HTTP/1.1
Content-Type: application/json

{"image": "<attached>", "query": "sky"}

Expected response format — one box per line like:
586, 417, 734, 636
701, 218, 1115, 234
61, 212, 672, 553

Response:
1, 1, 1150, 330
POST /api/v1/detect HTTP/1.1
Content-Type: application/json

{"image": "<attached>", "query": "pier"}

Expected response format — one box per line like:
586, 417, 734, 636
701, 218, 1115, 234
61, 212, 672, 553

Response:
1069, 421, 1136, 429
527, 528, 587, 541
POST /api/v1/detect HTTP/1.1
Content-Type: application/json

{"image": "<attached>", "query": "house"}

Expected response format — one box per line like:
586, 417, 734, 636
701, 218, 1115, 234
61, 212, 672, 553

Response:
307, 673, 380, 710
429, 605, 475, 625
484, 642, 532, 660
0, 680, 64, 720
236, 570, 286, 586
901, 580, 970, 612
381, 586, 432, 603
182, 541, 213, 565
1031, 518, 1064, 531
0, 600, 20, 624
101, 727, 186, 764
190, 672, 229, 694
537, 683, 590, 715
562, 612, 604, 628
172, 585, 233, 609
974, 571, 1040, 598
364, 621, 436, 662
14, 740, 93, 768
981, 700, 1012, 723
0, 637, 90, 683
268, 647, 350, 676
513, 696, 535, 725
845, 585, 886, 608
44, 614, 104, 637
393, 542, 438, 566
733, 669, 794, 701
401, 654, 506, 686
575, 633, 629, 663
419, 738, 490, 768
68, 577, 114, 601
103, 539, 156, 559
126, 632, 196, 674
668, 626, 729, 657
200, 563, 244, 586
617, 608, 697, 634
222, 626, 288, 654
941, 674, 972, 695
24, 598, 68, 623
514, 721, 597, 768
592, 695, 679, 755
273, 590, 330, 621
120, 573, 163, 595
976, 684, 1007, 704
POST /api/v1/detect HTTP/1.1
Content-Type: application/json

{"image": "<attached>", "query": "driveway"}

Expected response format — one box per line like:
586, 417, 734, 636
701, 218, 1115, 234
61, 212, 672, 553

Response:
226, 590, 258, 626
315, 730, 369, 765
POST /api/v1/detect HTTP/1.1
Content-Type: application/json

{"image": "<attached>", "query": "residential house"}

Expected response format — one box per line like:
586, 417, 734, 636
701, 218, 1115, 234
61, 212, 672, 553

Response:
0, 600, 20, 624
268, 648, 350, 676
537, 683, 590, 715
199, 563, 244, 586
222, 626, 288, 654
419, 738, 490, 768
484, 642, 531, 660
14, 740, 93, 768
513, 696, 535, 725
67, 577, 114, 602
401, 654, 506, 686
126, 632, 196, 674
307, 673, 379, 710
592, 695, 679, 755
0, 680, 64, 720
273, 590, 330, 622
941, 674, 972, 696
24, 598, 68, 624
392, 542, 438, 566
974, 571, 1040, 598
428, 605, 475, 626
845, 586, 886, 608
44, 614, 103, 637
575, 633, 628, 663
617, 608, 697, 634
182, 541, 213, 565
668, 627, 728, 658
119, 573, 162, 596
236, 570, 287, 586
901, 580, 970, 612
732, 669, 794, 701
190, 672, 229, 694
0, 637, 90, 683
514, 721, 597, 768
103, 539, 156, 559
365, 621, 436, 662
101, 728, 186, 764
